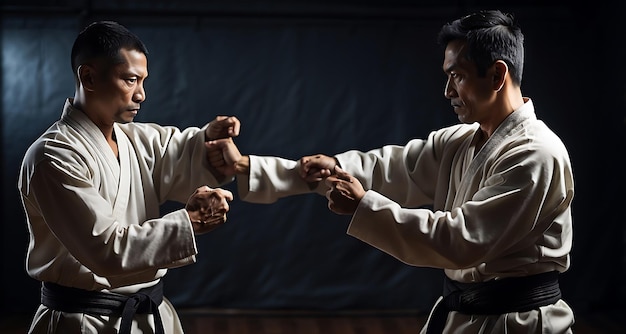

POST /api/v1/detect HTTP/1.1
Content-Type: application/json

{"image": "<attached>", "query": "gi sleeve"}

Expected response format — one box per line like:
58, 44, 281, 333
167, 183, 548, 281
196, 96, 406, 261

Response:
238, 155, 326, 204
24, 150, 198, 278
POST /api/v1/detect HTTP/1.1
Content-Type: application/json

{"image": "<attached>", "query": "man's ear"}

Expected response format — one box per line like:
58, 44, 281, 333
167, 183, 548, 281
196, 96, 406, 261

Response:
77, 64, 96, 92
492, 60, 508, 92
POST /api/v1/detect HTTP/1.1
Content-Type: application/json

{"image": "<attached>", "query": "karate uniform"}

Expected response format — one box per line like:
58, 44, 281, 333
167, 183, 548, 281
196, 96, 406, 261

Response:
237, 98, 575, 333
19, 99, 228, 333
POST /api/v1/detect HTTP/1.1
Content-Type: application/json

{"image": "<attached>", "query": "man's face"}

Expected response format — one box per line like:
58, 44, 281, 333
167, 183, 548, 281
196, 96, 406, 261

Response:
90, 48, 148, 125
442, 40, 495, 125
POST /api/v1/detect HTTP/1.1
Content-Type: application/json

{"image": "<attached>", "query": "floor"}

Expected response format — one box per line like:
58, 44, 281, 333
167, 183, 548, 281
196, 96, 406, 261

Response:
2, 309, 624, 333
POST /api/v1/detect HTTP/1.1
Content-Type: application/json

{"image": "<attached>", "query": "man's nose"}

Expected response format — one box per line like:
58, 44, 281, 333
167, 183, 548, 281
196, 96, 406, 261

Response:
444, 77, 454, 99
134, 85, 146, 103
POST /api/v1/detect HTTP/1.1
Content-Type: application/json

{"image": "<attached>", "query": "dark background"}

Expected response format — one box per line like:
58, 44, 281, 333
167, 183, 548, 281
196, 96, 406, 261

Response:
2, 0, 625, 323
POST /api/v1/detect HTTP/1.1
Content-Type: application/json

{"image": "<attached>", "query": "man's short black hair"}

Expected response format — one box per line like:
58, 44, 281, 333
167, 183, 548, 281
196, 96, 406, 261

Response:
70, 21, 149, 80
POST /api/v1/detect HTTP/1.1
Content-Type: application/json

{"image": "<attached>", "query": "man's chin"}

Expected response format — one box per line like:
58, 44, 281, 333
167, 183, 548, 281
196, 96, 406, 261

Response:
456, 114, 474, 125
115, 116, 135, 124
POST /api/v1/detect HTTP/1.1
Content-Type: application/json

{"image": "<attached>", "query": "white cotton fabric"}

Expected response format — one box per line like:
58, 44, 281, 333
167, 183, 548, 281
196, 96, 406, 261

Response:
19, 98, 226, 333
239, 98, 575, 333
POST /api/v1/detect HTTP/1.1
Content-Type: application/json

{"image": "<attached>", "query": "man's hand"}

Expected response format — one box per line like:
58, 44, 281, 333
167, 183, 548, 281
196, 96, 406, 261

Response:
205, 116, 240, 140
206, 138, 244, 177
324, 166, 366, 215
185, 186, 234, 235
298, 154, 337, 182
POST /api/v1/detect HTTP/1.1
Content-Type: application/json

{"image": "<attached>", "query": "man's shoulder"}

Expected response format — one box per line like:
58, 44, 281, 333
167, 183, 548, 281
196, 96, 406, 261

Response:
432, 122, 479, 142
117, 121, 192, 146
22, 120, 92, 166
117, 121, 169, 136
498, 120, 571, 165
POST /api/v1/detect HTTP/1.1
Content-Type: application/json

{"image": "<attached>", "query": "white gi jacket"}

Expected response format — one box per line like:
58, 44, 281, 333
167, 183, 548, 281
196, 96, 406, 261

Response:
238, 98, 575, 333
18, 99, 228, 333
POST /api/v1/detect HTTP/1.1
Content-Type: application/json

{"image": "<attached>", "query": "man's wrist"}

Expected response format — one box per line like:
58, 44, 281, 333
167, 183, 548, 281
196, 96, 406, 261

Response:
235, 156, 250, 175
333, 157, 340, 172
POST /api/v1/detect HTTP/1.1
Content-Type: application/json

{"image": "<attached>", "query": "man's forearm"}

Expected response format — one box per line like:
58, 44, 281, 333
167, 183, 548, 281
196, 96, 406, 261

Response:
235, 156, 250, 175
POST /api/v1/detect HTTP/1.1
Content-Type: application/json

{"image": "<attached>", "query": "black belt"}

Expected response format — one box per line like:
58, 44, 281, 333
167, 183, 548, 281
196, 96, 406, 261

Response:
41, 281, 165, 334
425, 271, 562, 334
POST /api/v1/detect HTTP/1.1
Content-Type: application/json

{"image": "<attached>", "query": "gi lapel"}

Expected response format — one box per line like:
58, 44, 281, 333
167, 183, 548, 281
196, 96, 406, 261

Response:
455, 101, 535, 201
62, 103, 121, 181
112, 124, 130, 218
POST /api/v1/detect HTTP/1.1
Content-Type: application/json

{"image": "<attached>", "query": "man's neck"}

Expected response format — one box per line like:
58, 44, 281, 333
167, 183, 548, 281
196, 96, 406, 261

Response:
480, 89, 525, 138
70, 98, 119, 158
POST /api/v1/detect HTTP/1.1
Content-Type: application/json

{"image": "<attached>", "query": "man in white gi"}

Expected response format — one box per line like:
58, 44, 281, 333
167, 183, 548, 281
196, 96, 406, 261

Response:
207, 9, 575, 333
18, 21, 240, 333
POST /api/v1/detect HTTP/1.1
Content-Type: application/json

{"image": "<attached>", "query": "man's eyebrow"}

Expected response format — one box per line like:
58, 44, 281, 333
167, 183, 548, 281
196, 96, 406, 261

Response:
443, 63, 457, 73
122, 70, 147, 78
